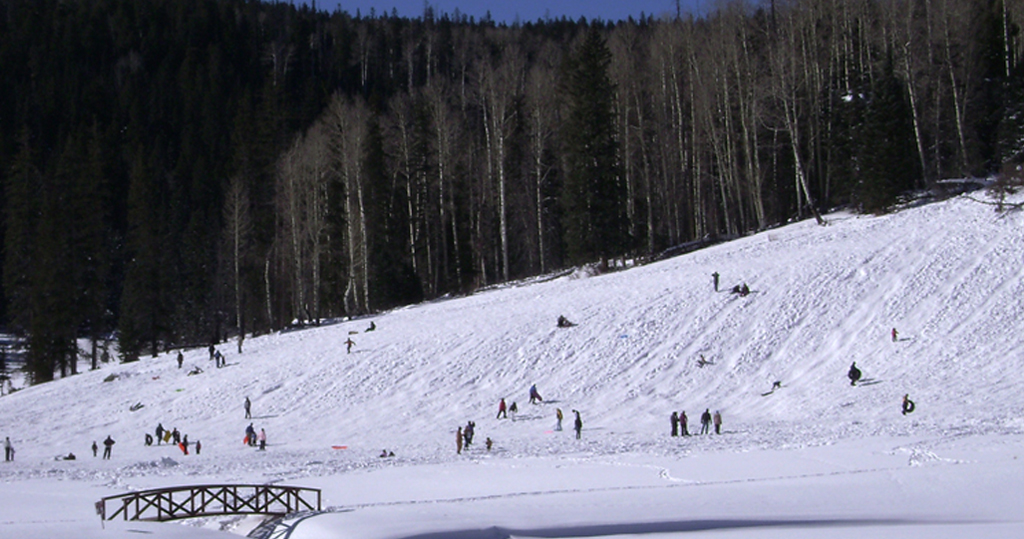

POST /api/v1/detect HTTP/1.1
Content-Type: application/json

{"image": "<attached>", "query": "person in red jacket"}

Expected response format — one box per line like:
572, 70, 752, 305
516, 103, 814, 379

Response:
496, 398, 507, 419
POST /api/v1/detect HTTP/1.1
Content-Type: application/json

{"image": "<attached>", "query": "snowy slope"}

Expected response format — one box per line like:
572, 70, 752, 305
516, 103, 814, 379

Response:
1, 192, 1023, 538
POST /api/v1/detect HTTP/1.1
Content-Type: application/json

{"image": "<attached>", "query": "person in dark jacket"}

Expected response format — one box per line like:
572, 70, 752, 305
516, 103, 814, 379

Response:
573, 410, 583, 439
244, 396, 252, 419
102, 435, 115, 459
700, 409, 712, 435
92, 441, 98, 457
848, 362, 862, 386
155, 423, 164, 445
679, 411, 689, 436
670, 411, 679, 437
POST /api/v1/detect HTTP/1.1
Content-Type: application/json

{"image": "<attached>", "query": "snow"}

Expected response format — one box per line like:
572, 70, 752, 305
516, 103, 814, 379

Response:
2, 192, 1023, 538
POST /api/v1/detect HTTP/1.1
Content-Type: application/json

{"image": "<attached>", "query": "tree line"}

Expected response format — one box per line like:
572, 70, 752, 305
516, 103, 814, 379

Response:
1, 0, 1022, 383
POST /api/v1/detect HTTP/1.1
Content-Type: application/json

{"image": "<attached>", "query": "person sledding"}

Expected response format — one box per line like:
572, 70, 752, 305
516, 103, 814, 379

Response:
557, 315, 575, 328
529, 384, 543, 404
848, 362, 862, 386
902, 394, 915, 415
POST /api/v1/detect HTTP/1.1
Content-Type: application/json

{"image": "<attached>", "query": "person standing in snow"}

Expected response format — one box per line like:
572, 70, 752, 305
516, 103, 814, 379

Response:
712, 272, 720, 292
464, 421, 475, 446
177, 351, 184, 369
496, 398, 507, 419
208, 344, 215, 361
555, 408, 563, 431
713, 410, 722, 434
181, 435, 189, 455
91, 441, 98, 457
257, 429, 266, 450
345, 338, 355, 354
244, 396, 252, 419
4, 436, 12, 461
156, 423, 164, 445
456, 427, 463, 454
671, 411, 679, 437
245, 424, 256, 446
700, 409, 712, 435
172, 428, 180, 445
573, 410, 583, 439
529, 384, 543, 404
102, 435, 115, 459
195, 440, 201, 455
680, 411, 689, 436
891, 328, 898, 342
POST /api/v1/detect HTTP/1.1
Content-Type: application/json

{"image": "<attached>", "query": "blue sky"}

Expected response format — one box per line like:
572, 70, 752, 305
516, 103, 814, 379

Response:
306, 0, 709, 23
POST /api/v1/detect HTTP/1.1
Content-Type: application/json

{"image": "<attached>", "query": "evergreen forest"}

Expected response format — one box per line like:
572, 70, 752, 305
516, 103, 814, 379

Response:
2, 0, 1023, 383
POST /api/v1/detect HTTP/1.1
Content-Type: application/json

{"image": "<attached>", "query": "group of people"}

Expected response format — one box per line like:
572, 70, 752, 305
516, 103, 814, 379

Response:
670, 409, 722, 436
244, 423, 267, 450
208, 345, 226, 368
153, 423, 199, 455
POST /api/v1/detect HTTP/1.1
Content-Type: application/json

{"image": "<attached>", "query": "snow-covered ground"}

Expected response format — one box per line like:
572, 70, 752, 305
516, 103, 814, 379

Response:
2, 192, 1023, 538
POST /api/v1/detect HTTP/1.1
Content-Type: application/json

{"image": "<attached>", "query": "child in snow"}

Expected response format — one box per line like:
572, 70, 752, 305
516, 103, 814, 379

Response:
713, 410, 722, 434
258, 429, 266, 450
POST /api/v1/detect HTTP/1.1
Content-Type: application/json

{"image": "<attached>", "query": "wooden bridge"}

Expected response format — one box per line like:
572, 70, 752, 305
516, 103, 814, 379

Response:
97, 484, 321, 522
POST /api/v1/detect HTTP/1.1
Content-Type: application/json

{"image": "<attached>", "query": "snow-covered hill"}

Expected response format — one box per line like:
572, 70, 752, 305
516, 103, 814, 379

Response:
1, 192, 1023, 539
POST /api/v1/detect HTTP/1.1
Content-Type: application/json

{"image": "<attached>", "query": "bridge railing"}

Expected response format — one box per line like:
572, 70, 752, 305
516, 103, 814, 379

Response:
97, 484, 321, 522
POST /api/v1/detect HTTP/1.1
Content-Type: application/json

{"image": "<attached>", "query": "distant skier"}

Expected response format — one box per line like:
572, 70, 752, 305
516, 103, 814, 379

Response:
573, 410, 583, 439
902, 394, 916, 415
497, 398, 507, 419
529, 384, 543, 404
457, 427, 463, 454
700, 409, 712, 435
679, 411, 689, 436
244, 396, 252, 419
712, 272, 720, 292
555, 408, 563, 431
257, 429, 266, 450
891, 327, 898, 342
848, 362, 862, 386
102, 435, 115, 459
671, 411, 679, 437
713, 410, 723, 434
345, 338, 355, 354
696, 355, 714, 368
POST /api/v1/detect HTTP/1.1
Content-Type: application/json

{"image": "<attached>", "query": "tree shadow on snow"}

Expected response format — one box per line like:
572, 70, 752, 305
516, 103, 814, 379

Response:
392, 517, 956, 539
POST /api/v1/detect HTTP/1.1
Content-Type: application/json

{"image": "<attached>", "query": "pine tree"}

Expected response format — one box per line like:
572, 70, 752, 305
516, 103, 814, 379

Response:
560, 27, 626, 265
855, 60, 919, 214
